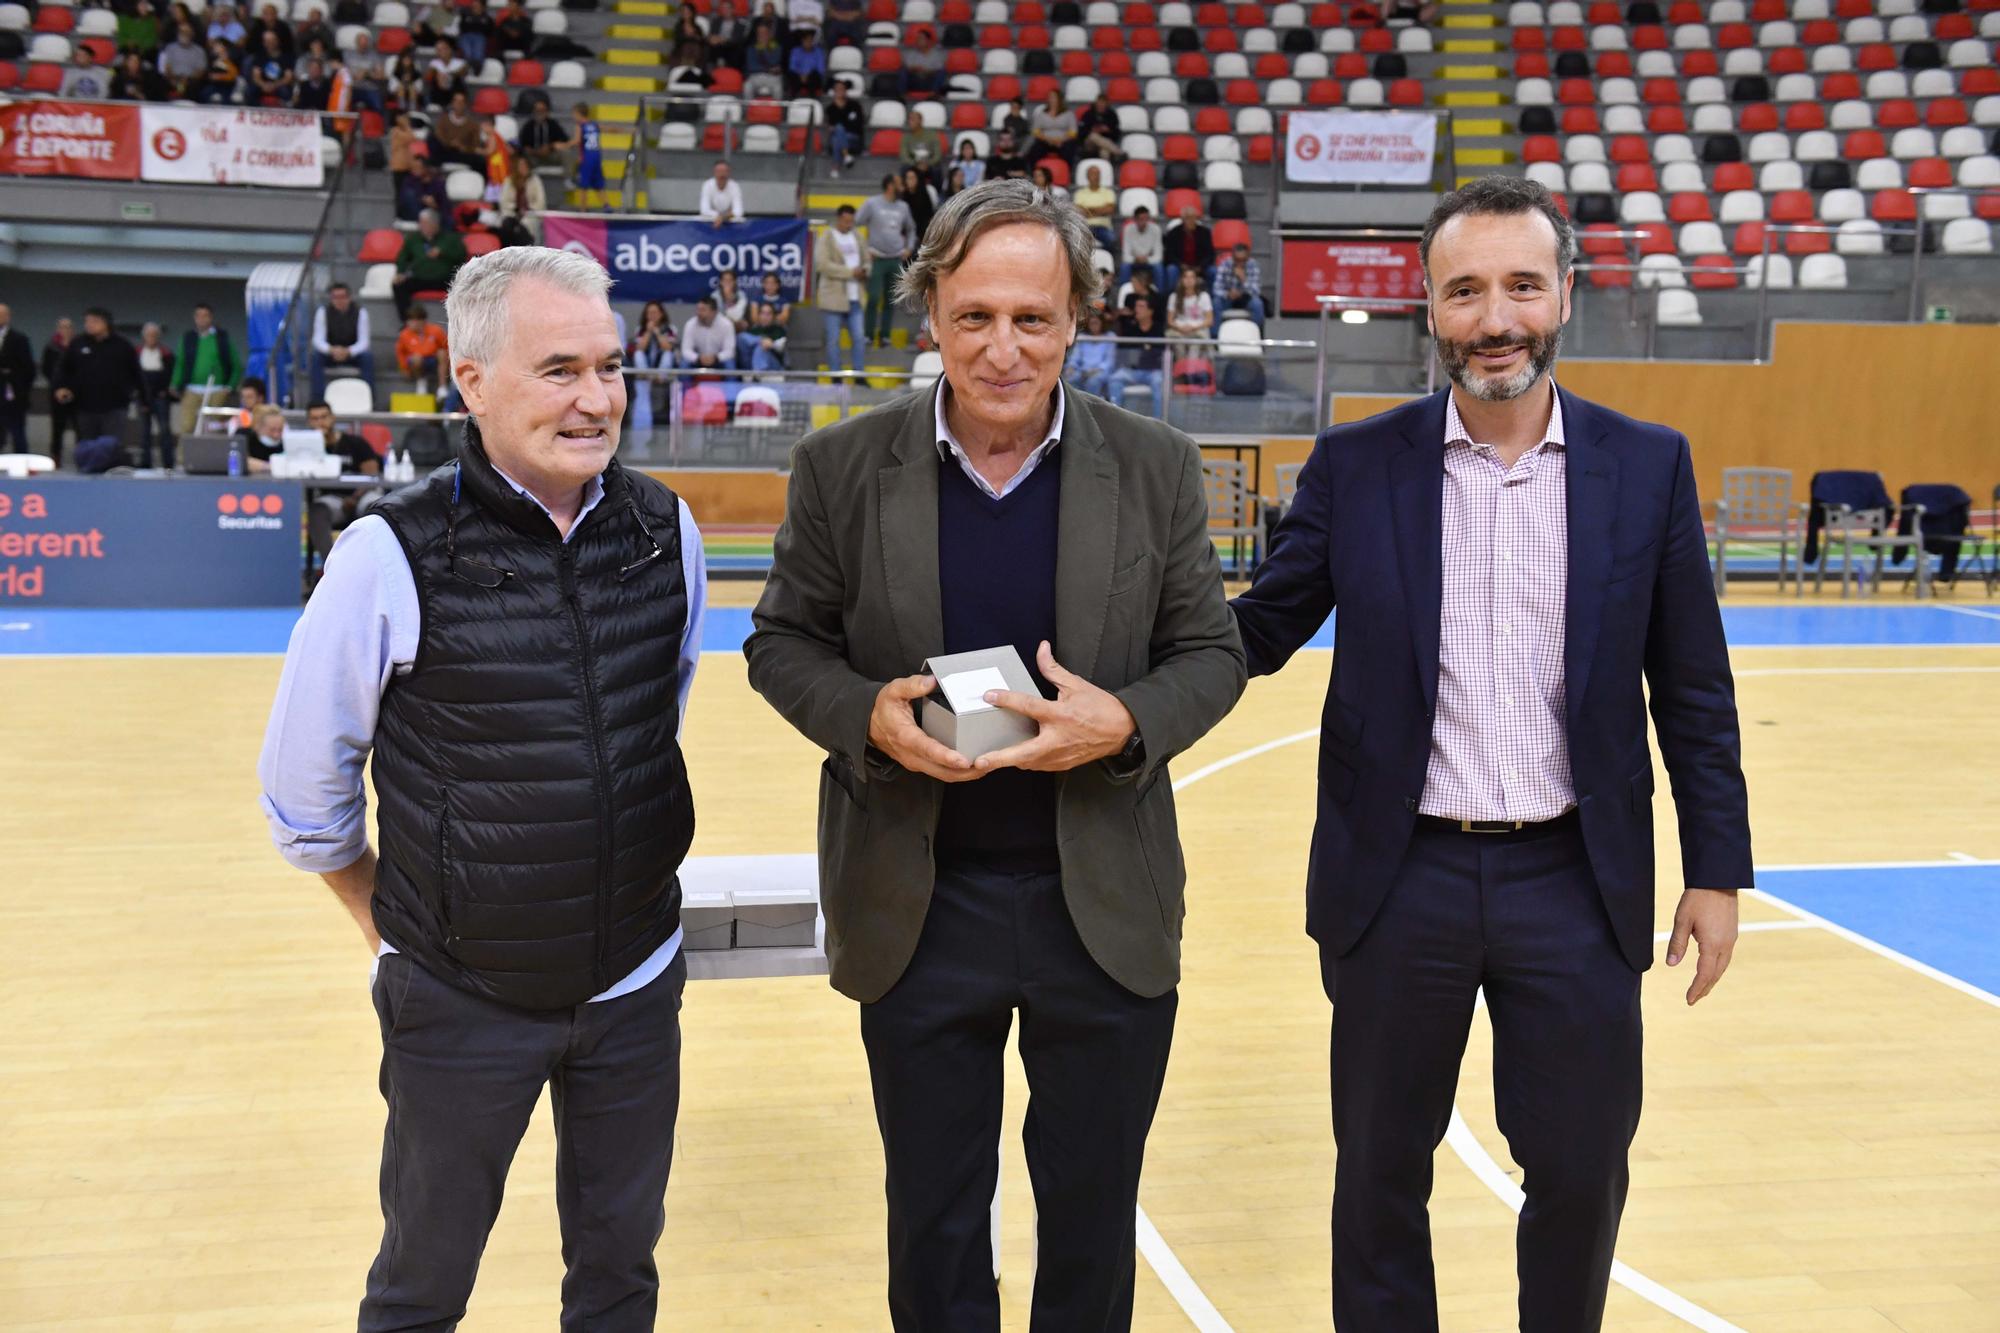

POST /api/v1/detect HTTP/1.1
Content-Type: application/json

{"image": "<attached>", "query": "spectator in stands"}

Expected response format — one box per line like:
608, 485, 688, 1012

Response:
787, 0, 823, 38
295, 56, 334, 110
200, 38, 241, 104
342, 32, 387, 113
303, 400, 381, 519
310, 282, 375, 403
1029, 164, 1067, 203
1077, 93, 1124, 163
626, 300, 676, 432
822, 0, 864, 48
205, 3, 247, 50
998, 97, 1031, 146
713, 269, 749, 328
0, 306, 32, 457
899, 108, 945, 184
394, 304, 448, 394
387, 50, 424, 108
424, 37, 467, 108
294, 34, 332, 81
707, 0, 749, 68
1107, 295, 1165, 416
240, 404, 289, 474
572, 103, 608, 207
698, 160, 746, 227
953, 138, 985, 190
1115, 262, 1157, 313
394, 160, 446, 222
668, 6, 708, 62
1064, 307, 1116, 398
456, 0, 492, 71
943, 166, 966, 198
787, 26, 826, 95
112, 50, 170, 100
758, 272, 792, 329
296, 6, 334, 58
1072, 163, 1117, 250
823, 82, 864, 176
248, 3, 296, 59
245, 29, 295, 105
900, 25, 944, 97
1210, 242, 1265, 330
1162, 205, 1213, 294
486, 0, 527, 57
57, 308, 144, 454
61, 48, 112, 100
388, 116, 421, 200
224, 377, 267, 435
857, 174, 914, 349
171, 302, 239, 437
665, 40, 711, 92
516, 100, 570, 170
815, 205, 867, 375
740, 301, 788, 375
479, 117, 512, 189
1029, 91, 1078, 167
392, 210, 469, 319
679, 298, 737, 372
498, 156, 547, 245
752, 0, 790, 49
134, 323, 177, 468
743, 18, 785, 99
1165, 268, 1213, 344
1120, 204, 1162, 290
40, 319, 75, 467
159, 23, 208, 96
985, 128, 1028, 181
899, 165, 939, 247
428, 90, 485, 171
119, 0, 163, 56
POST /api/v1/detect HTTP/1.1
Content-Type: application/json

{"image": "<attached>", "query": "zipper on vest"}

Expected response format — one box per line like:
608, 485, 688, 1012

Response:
560, 546, 614, 994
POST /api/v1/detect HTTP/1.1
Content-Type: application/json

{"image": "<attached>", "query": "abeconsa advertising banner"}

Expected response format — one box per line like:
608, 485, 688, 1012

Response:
543, 214, 811, 304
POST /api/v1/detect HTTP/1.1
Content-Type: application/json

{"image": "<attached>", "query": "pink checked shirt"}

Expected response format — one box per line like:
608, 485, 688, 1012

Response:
1419, 383, 1577, 824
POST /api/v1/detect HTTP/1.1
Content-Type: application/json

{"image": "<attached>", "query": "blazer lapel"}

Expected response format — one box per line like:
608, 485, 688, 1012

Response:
1388, 392, 1449, 714
1562, 389, 1618, 730
878, 390, 944, 668
1055, 393, 1120, 679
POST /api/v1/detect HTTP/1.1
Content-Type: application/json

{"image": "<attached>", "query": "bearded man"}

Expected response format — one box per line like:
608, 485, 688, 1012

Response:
1227, 175, 1753, 1331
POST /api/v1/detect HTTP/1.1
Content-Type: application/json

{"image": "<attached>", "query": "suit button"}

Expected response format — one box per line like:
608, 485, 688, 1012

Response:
1403, 797, 1417, 811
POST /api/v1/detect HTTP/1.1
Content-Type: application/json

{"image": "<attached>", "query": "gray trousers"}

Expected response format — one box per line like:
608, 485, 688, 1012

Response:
360, 948, 687, 1332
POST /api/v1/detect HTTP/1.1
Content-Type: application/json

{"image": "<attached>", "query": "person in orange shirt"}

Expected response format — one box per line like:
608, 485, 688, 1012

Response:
482, 120, 511, 191
393, 305, 448, 395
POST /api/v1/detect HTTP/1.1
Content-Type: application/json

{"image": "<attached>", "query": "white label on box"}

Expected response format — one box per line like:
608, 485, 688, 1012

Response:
939, 667, 1010, 715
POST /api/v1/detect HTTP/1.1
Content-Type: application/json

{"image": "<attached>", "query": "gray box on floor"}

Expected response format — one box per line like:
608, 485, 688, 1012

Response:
681, 886, 734, 951
731, 885, 818, 949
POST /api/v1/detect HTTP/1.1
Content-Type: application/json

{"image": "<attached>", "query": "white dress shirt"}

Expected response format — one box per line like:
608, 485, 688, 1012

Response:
933, 376, 1065, 500
698, 177, 746, 222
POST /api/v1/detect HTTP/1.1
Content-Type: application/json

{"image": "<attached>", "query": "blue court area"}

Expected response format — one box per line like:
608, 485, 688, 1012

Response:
1756, 863, 2000, 998
5, 602, 2000, 657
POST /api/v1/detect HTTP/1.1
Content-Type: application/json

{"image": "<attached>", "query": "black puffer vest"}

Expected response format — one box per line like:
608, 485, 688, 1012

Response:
368, 425, 696, 1010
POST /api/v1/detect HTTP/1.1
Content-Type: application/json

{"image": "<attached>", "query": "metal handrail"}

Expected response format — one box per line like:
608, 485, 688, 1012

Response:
268, 137, 355, 407
1313, 292, 1432, 430
1754, 221, 1924, 357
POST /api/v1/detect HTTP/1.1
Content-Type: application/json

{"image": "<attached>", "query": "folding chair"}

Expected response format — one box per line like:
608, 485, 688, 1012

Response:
1711, 465, 1798, 595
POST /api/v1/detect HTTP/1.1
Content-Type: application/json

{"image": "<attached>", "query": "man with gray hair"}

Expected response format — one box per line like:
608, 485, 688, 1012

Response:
258, 245, 707, 1329
745, 177, 1245, 1328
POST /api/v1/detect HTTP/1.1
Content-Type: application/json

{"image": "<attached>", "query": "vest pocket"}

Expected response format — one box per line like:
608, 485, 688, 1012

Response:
435, 804, 456, 942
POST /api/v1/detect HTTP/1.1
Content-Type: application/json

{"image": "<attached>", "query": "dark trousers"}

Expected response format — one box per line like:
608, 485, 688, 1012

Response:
46, 401, 74, 466
392, 277, 447, 320
860, 858, 1178, 1332
140, 396, 176, 469
0, 400, 27, 453
1323, 816, 1642, 1333
361, 948, 687, 1333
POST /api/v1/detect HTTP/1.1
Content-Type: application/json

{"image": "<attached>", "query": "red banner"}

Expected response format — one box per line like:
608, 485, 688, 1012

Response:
1280, 238, 1426, 315
0, 100, 142, 179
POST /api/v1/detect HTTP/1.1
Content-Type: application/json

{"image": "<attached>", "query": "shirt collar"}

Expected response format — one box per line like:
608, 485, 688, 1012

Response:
933, 375, 1065, 501
490, 460, 607, 541
1444, 377, 1565, 454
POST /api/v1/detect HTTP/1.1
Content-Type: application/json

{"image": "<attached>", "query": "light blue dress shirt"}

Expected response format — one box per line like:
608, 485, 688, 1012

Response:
258, 465, 707, 1002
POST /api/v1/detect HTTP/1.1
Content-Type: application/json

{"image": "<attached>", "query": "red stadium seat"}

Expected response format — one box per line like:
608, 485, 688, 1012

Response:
1203, 26, 1238, 51
360, 109, 386, 138
1979, 194, 2000, 221
1589, 265, 1632, 288
1667, 1, 1701, 22
1965, 68, 2000, 96
1306, 78, 1342, 105
1019, 25, 1051, 48
78, 36, 115, 63
1118, 159, 1157, 187
1842, 130, 1886, 161
1579, 224, 1627, 256
1025, 74, 1058, 100
1212, 218, 1252, 250
1175, 52, 1211, 77
939, 0, 973, 18
1715, 24, 1753, 48
1767, 47, 1806, 75
745, 99, 783, 124
360, 423, 392, 457
867, 46, 901, 70
1646, 105, 1688, 133
869, 128, 902, 155
358, 229, 405, 263
1060, 51, 1093, 75
464, 232, 502, 257
1609, 135, 1649, 164
32, 6, 73, 31
1926, 99, 1969, 128
1681, 50, 1718, 76
1769, 190, 1814, 222
1195, 106, 1231, 134
1105, 76, 1140, 101
946, 48, 978, 72
1091, 25, 1126, 50
1522, 135, 1561, 163
1908, 158, 1953, 189
1232, 3, 1268, 22
1245, 134, 1273, 162
1308, 3, 1342, 24
0, 62, 15, 91
1668, 192, 1713, 222
1042, 158, 1072, 185
1750, 0, 1784, 18
1123, 1, 1159, 20
1254, 53, 1288, 79
1359, 27, 1393, 52
1731, 221, 1768, 254
1801, 19, 1839, 45
507, 59, 545, 85
868, 0, 897, 17
1615, 164, 1659, 192
784, 126, 811, 152
709, 67, 743, 93
1712, 162, 1755, 191
1691, 255, 1738, 288
1586, 1, 1619, 21
1935, 13, 1974, 38
1516, 53, 1550, 77
1856, 44, 1896, 72
1634, 222, 1674, 253
1333, 52, 1368, 78
1164, 187, 1202, 217
1162, 133, 1199, 160
1877, 100, 1920, 130
1513, 27, 1546, 51
1128, 27, 1161, 50
473, 87, 509, 115
1785, 228, 1830, 254
702, 123, 729, 151
1642, 78, 1681, 105
377, 27, 411, 53
1018, 0, 1047, 19
1098, 51, 1132, 75
1820, 72, 1860, 100
1782, 103, 1825, 131
1834, 0, 1869, 13
951, 102, 985, 128
1194, 2, 1228, 23
1551, 25, 1587, 50
987, 74, 1022, 100
1629, 27, 1665, 53
1388, 79, 1424, 106
1557, 78, 1595, 105
978, 25, 1009, 47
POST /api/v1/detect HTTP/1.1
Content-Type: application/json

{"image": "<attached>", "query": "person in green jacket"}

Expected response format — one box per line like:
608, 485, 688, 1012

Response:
171, 302, 241, 437
391, 209, 469, 320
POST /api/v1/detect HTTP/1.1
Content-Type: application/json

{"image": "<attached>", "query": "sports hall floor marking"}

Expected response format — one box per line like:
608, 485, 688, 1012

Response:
1934, 603, 2000, 623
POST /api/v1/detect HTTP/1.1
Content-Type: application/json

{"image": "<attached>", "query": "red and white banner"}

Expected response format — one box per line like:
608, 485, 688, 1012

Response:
1281, 237, 1425, 314
140, 105, 324, 187
1284, 110, 1437, 186
0, 100, 141, 180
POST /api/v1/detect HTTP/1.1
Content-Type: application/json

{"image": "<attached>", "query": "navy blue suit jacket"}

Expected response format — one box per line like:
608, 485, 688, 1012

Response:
1230, 387, 1753, 972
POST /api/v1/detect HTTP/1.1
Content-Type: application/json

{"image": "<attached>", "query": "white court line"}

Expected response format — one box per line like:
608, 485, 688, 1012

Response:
1746, 887, 2000, 1010
1735, 665, 2000, 677
1755, 856, 1998, 872
1134, 1208, 1236, 1333
1933, 604, 2000, 623
1948, 851, 1981, 863
1651, 920, 1817, 942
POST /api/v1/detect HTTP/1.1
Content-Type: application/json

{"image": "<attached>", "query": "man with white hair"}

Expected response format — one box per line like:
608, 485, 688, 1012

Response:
258, 246, 707, 1329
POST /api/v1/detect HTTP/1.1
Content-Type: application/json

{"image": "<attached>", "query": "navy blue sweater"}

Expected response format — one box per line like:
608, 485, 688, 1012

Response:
934, 452, 1062, 863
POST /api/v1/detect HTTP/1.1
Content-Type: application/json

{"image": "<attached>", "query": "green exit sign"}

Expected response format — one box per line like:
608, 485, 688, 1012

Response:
1926, 305, 1954, 323
120, 201, 156, 222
